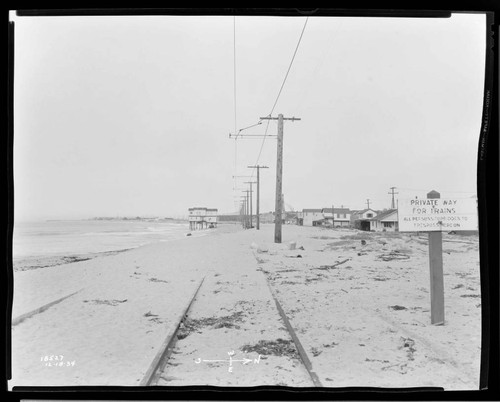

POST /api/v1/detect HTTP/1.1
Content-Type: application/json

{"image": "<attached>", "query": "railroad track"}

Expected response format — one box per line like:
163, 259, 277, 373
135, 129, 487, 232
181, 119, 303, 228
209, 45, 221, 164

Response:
139, 271, 323, 387
11, 289, 84, 326
140, 276, 206, 386
264, 278, 323, 387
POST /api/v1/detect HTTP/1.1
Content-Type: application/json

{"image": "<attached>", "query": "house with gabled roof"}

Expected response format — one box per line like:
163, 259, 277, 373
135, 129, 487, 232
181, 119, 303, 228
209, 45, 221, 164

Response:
368, 209, 398, 231
351, 208, 378, 231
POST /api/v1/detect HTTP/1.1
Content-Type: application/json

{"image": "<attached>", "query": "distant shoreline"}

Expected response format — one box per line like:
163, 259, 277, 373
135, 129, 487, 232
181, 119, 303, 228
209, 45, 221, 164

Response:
86, 217, 188, 223
12, 248, 134, 272
12, 223, 240, 272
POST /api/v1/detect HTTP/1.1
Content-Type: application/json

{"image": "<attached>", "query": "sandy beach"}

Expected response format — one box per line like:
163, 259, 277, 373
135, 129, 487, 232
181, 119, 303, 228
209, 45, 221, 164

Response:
9, 223, 481, 389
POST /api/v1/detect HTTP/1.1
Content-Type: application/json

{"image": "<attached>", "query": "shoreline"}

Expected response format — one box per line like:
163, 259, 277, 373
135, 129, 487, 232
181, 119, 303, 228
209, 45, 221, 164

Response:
12, 223, 241, 272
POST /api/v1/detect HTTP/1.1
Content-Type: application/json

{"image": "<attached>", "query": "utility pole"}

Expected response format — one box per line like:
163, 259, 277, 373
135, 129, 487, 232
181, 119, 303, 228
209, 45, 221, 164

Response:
247, 165, 269, 230
260, 114, 301, 243
241, 194, 248, 229
366, 199, 371, 209
245, 190, 250, 229
332, 204, 335, 228
239, 200, 245, 228
244, 182, 256, 228
388, 187, 399, 209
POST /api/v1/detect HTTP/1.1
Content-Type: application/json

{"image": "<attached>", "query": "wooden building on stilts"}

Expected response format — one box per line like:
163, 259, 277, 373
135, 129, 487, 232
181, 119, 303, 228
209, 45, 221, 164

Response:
188, 207, 218, 230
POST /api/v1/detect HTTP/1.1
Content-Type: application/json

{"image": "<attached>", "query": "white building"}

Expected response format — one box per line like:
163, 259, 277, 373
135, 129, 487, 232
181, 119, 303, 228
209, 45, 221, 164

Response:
302, 209, 324, 226
369, 209, 398, 231
351, 208, 378, 230
188, 207, 218, 230
322, 208, 351, 227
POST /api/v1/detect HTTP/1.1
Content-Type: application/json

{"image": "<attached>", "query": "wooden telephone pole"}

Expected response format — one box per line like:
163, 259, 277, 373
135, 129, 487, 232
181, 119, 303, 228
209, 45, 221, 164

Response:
247, 165, 269, 230
240, 196, 247, 229
245, 190, 251, 229
388, 187, 399, 209
244, 182, 256, 228
260, 114, 301, 243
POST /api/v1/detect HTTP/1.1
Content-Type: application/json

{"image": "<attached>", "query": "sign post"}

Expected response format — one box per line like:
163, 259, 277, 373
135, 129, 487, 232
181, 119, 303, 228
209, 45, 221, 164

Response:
427, 190, 445, 325
398, 190, 478, 325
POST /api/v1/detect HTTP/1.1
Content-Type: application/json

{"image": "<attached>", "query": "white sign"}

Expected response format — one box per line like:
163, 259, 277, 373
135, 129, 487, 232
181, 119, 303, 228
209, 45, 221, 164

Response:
398, 198, 478, 232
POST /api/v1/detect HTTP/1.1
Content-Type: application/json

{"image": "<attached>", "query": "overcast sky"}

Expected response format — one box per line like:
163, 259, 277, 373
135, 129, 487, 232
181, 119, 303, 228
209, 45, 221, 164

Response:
12, 12, 486, 220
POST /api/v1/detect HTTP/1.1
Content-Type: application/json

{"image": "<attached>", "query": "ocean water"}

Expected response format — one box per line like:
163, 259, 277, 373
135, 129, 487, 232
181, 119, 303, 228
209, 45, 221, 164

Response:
12, 219, 192, 261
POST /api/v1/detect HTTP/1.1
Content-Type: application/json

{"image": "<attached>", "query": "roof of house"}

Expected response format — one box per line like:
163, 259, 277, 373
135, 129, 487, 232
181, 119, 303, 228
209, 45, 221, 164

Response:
352, 208, 377, 217
369, 209, 398, 221
321, 208, 351, 214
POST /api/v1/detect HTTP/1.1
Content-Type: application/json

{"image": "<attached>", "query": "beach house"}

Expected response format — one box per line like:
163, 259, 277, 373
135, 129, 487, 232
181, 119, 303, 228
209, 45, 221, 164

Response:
321, 208, 351, 227
351, 208, 378, 231
368, 209, 398, 231
205, 208, 218, 228
188, 207, 218, 230
302, 209, 324, 226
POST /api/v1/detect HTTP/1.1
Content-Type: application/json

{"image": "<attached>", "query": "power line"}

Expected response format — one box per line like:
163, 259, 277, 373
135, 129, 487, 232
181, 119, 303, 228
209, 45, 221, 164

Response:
250, 118, 272, 178
233, 16, 237, 136
229, 121, 263, 140
232, 17, 238, 196
269, 17, 309, 115
251, 17, 309, 173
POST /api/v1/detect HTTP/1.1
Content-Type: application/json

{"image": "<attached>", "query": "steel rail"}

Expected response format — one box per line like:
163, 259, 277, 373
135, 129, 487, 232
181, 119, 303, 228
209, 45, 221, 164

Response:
140, 276, 206, 386
263, 275, 323, 387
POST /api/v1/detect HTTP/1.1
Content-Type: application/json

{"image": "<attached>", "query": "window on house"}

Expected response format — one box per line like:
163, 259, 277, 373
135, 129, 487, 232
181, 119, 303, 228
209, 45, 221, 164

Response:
367, 213, 373, 218
383, 222, 392, 227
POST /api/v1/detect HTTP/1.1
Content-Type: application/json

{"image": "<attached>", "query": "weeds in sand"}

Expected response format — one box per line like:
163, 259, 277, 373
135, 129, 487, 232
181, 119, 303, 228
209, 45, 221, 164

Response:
377, 251, 410, 261
177, 312, 245, 339
400, 337, 416, 361
389, 305, 408, 311
149, 277, 168, 283
241, 338, 299, 359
